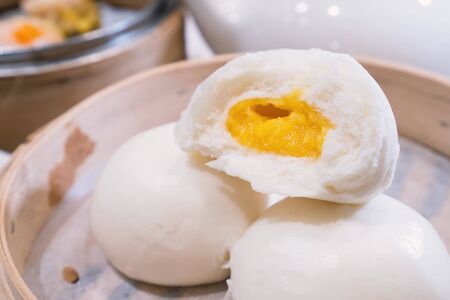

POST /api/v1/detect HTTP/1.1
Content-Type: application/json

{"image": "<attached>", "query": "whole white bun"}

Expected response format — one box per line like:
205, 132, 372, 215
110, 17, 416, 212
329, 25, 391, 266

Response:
176, 49, 399, 204
230, 194, 450, 300
91, 123, 266, 286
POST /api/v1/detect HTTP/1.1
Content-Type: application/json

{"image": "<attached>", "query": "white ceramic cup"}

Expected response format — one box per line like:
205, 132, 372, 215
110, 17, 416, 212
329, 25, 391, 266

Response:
185, 0, 450, 76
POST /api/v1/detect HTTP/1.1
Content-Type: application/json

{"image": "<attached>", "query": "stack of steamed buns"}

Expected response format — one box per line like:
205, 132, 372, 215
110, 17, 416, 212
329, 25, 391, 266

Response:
0, 0, 99, 49
91, 49, 450, 299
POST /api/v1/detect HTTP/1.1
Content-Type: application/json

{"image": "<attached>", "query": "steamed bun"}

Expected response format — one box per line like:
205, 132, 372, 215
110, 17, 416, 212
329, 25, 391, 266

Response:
229, 194, 450, 300
91, 123, 266, 286
176, 49, 399, 204
0, 16, 63, 48
22, 0, 100, 36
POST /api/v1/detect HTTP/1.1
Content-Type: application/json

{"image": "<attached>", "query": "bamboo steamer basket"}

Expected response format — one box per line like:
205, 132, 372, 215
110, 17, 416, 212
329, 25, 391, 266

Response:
0, 0, 184, 152
0, 55, 449, 299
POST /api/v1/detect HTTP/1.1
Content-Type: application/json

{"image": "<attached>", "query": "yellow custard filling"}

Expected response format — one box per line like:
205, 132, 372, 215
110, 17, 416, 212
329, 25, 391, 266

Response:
226, 90, 334, 158
14, 23, 43, 45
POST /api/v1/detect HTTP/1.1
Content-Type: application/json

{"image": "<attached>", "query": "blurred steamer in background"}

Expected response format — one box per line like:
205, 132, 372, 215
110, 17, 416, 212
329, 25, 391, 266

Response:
0, 0, 184, 151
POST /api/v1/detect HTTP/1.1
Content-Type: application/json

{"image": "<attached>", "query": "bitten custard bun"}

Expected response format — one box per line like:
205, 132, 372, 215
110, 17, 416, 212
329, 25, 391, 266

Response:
176, 49, 399, 204
229, 195, 450, 300
0, 16, 63, 48
91, 123, 266, 286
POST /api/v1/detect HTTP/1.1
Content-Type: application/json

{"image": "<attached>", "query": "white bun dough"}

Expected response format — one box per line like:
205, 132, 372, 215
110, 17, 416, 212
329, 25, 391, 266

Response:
229, 194, 450, 300
91, 123, 266, 286
176, 49, 399, 204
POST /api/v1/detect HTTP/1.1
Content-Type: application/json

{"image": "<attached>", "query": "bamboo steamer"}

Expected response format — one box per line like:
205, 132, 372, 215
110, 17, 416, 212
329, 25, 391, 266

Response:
0, 56, 449, 299
0, 0, 184, 152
